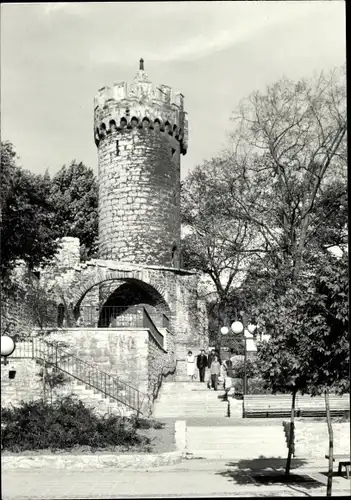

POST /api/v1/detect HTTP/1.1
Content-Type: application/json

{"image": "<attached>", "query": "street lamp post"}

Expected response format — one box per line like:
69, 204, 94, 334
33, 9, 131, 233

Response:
1, 336, 16, 366
243, 324, 257, 395
230, 321, 244, 393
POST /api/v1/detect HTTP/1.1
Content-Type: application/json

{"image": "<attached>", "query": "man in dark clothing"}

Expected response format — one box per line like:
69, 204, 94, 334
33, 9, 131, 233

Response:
196, 349, 208, 382
207, 349, 215, 369
223, 356, 235, 401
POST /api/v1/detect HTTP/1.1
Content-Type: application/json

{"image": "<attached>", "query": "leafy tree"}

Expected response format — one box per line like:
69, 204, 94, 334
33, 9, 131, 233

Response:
181, 159, 259, 347
307, 179, 347, 254
50, 161, 98, 259
1, 141, 59, 281
254, 252, 349, 479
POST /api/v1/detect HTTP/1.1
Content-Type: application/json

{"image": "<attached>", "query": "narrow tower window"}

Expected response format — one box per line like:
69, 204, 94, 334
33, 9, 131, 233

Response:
171, 245, 177, 267
116, 140, 120, 156
57, 304, 65, 328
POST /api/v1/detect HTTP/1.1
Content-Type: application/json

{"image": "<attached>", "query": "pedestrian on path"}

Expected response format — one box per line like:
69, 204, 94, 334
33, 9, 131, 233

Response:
186, 350, 196, 381
210, 354, 221, 391
223, 357, 235, 400
196, 349, 208, 382
207, 348, 215, 388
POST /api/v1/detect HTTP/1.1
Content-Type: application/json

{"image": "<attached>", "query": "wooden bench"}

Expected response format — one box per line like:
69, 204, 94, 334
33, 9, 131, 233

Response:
325, 454, 350, 479
243, 394, 350, 419
243, 395, 292, 418
298, 395, 350, 418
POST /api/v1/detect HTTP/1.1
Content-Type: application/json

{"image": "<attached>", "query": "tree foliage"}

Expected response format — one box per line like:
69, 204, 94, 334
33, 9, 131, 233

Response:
1, 141, 59, 280
181, 159, 258, 346
50, 161, 98, 259
254, 253, 348, 395
181, 66, 346, 350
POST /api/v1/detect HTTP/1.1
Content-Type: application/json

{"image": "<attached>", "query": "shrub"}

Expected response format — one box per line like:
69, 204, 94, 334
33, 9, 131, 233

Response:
1, 395, 149, 452
232, 377, 272, 395
232, 359, 258, 379
131, 417, 164, 430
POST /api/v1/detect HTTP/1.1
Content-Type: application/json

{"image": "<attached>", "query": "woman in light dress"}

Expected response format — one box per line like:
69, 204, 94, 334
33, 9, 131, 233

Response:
186, 350, 196, 381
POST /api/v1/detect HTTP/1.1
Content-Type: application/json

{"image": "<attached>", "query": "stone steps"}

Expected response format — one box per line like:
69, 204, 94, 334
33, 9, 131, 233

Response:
153, 381, 234, 418
56, 381, 130, 416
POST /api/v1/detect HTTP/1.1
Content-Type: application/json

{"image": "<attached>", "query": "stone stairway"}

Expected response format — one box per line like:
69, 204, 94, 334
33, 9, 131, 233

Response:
153, 381, 288, 459
153, 381, 242, 418
186, 423, 288, 459
55, 379, 132, 417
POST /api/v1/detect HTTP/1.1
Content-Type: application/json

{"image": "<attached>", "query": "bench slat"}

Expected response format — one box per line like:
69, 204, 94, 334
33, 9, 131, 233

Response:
243, 394, 349, 418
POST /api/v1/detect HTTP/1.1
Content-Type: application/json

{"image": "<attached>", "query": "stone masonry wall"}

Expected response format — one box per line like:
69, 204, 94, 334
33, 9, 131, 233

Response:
293, 421, 350, 457
146, 330, 176, 415
98, 129, 181, 267
46, 328, 149, 394
1, 359, 43, 408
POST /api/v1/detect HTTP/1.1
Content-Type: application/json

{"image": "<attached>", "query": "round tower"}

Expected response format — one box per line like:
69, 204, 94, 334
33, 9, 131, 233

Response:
94, 59, 188, 267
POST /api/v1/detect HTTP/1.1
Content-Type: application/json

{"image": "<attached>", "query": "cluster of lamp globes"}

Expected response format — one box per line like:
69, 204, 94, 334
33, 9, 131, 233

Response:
220, 322, 257, 336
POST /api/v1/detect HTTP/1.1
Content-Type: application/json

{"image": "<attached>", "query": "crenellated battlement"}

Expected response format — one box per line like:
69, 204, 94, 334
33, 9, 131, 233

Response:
94, 59, 188, 155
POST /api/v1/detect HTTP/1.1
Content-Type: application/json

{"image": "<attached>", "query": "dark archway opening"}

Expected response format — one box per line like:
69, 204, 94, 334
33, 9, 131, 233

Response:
98, 280, 170, 329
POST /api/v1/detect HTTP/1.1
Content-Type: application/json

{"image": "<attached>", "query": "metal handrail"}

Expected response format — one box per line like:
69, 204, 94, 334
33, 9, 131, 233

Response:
15, 338, 146, 414
142, 308, 164, 348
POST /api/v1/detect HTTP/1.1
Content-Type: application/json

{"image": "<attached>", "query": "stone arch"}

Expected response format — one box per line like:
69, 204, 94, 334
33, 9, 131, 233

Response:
66, 265, 170, 315
109, 119, 117, 132
120, 117, 127, 129
164, 120, 172, 135
130, 116, 139, 128
100, 122, 107, 138
97, 278, 171, 328
154, 118, 161, 131
142, 117, 150, 129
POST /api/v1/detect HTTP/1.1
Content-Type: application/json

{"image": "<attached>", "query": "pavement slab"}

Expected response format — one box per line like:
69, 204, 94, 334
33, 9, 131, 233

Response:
2, 458, 350, 499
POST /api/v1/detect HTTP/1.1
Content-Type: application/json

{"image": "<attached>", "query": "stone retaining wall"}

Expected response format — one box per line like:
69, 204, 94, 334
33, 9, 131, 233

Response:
283, 420, 350, 458
46, 328, 149, 393
2, 451, 184, 469
146, 332, 175, 415
1, 359, 42, 408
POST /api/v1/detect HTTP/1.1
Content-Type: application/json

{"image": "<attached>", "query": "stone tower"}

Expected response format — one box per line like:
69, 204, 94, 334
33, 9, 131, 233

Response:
94, 59, 188, 267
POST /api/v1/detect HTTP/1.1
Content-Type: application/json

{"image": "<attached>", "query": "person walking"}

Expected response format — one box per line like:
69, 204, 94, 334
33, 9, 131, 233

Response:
186, 350, 196, 381
209, 354, 221, 391
223, 356, 235, 400
196, 349, 208, 383
207, 348, 215, 388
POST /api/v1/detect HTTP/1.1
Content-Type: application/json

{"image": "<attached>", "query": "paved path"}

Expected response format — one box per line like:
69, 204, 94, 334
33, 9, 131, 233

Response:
2, 458, 350, 498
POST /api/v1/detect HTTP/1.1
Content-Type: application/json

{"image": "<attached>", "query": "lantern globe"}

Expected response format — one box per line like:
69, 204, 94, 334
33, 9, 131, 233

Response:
247, 324, 257, 334
220, 326, 229, 335
231, 321, 244, 334
1, 336, 15, 357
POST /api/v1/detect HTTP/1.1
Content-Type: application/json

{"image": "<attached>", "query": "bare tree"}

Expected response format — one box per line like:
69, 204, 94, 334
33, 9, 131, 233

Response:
222, 65, 347, 280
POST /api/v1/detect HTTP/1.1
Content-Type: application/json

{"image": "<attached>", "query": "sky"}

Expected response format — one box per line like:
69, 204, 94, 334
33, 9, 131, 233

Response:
1, 1, 346, 180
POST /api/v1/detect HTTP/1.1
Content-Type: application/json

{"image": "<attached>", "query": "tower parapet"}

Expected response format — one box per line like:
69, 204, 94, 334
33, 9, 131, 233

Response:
94, 59, 188, 155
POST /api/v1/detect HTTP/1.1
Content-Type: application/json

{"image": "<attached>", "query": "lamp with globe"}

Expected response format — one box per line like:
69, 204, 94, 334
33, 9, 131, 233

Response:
221, 320, 257, 395
1, 335, 17, 379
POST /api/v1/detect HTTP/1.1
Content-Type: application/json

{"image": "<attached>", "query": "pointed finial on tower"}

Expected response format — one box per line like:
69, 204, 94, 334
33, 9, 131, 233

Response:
139, 58, 144, 71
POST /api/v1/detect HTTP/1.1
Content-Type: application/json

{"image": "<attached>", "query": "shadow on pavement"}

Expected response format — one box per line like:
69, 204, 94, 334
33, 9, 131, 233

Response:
215, 456, 325, 495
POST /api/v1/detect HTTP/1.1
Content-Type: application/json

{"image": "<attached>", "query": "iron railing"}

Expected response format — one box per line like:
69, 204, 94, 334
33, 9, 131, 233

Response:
142, 309, 164, 348
162, 313, 170, 329
77, 306, 144, 328
76, 306, 169, 332
75, 306, 165, 349
12, 338, 146, 414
